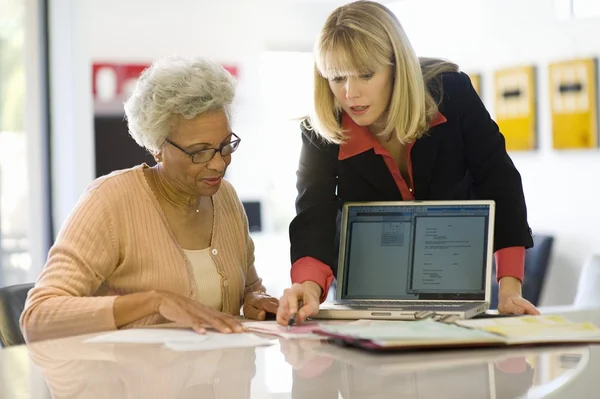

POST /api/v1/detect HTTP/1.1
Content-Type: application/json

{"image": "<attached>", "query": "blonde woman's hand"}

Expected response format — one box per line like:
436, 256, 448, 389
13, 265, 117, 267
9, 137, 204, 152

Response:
276, 282, 321, 326
497, 277, 540, 315
497, 293, 539, 315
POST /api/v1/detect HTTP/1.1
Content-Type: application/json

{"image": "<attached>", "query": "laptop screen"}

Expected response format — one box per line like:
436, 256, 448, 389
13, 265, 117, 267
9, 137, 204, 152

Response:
339, 203, 492, 301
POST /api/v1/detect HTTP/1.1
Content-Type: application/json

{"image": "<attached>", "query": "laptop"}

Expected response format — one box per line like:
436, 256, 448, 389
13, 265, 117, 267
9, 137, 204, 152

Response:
315, 200, 495, 321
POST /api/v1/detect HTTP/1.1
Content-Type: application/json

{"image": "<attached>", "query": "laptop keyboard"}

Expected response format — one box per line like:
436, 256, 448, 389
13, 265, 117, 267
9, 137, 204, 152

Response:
342, 300, 464, 308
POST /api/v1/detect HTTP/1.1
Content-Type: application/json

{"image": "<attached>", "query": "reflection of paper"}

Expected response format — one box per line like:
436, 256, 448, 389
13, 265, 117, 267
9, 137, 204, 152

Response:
85, 329, 210, 344
244, 321, 326, 339
165, 332, 273, 351
85, 329, 274, 351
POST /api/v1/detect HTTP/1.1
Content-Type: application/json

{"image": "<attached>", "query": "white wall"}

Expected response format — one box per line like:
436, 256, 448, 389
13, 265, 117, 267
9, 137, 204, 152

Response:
392, 0, 600, 305
48, 0, 349, 296
49, 0, 599, 304
49, 0, 351, 223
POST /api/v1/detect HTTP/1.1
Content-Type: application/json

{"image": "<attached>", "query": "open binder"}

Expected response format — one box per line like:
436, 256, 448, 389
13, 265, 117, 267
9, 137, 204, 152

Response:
314, 315, 600, 351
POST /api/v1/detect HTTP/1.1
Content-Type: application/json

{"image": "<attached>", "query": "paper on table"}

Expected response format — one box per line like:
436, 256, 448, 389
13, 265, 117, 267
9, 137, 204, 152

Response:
318, 319, 499, 342
165, 332, 274, 351
243, 321, 327, 339
244, 320, 393, 339
85, 329, 274, 351
85, 328, 210, 344
456, 315, 600, 342
455, 315, 573, 329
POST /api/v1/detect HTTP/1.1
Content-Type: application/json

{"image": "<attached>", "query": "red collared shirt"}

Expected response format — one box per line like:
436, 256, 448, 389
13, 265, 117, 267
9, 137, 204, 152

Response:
292, 112, 525, 301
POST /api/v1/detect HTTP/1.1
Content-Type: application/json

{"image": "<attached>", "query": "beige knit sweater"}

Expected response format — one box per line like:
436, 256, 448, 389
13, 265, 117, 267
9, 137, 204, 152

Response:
20, 164, 265, 342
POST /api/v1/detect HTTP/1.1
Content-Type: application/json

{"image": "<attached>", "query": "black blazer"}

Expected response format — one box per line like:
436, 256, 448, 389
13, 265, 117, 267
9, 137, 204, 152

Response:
289, 71, 533, 275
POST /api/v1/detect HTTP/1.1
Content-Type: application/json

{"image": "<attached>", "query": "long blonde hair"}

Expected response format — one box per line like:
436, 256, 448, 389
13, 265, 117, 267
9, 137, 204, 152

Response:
309, 0, 458, 144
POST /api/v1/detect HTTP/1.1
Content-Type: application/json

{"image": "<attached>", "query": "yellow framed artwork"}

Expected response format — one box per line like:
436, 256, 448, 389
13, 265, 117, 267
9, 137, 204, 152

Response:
549, 58, 598, 149
494, 66, 537, 151
467, 73, 482, 98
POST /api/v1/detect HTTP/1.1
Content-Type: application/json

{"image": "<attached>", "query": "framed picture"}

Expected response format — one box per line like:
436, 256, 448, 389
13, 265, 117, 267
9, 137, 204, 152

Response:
494, 66, 537, 151
549, 58, 598, 149
467, 72, 482, 98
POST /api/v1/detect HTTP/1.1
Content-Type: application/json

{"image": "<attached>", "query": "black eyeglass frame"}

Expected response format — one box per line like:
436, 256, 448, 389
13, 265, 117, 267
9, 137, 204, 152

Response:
165, 133, 241, 164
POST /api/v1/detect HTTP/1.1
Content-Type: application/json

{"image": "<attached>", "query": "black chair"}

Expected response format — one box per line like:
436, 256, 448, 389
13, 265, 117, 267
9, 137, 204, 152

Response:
490, 235, 554, 309
0, 283, 34, 347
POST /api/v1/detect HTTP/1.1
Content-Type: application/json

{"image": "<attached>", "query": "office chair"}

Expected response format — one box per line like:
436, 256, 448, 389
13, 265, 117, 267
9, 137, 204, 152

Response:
490, 235, 554, 309
0, 283, 34, 347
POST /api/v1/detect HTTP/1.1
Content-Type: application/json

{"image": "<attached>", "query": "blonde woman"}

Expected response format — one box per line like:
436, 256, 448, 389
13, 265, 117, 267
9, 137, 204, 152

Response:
21, 56, 278, 342
277, 0, 538, 325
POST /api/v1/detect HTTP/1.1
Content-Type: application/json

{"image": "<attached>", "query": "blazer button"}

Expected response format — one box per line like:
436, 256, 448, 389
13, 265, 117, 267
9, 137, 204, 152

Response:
211, 248, 218, 255
223, 279, 229, 287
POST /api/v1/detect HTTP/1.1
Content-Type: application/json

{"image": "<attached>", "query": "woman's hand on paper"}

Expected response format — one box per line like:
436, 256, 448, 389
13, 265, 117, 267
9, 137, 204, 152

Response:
497, 276, 540, 315
276, 281, 321, 326
155, 291, 246, 334
243, 291, 280, 320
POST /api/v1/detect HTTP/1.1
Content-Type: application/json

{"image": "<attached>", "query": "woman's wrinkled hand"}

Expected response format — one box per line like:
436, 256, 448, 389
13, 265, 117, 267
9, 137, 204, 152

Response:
243, 291, 280, 320
156, 291, 246, 333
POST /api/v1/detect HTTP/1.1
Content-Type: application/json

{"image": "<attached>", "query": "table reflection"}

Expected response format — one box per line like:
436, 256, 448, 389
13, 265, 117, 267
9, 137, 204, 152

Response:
280, 339, 588, 399
14, 333, 590, 399
26, 337, 257, 399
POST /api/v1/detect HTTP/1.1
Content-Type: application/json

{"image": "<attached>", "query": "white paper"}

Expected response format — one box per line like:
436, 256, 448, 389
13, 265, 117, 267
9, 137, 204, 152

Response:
164, 332, 274, 351
85, 328, 210, 344
243, 321, 325, 339
84, 329, 274, 351
243, 320, 379, 340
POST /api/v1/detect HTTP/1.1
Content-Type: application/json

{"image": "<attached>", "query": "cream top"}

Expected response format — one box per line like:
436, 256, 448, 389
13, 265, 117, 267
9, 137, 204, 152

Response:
183, 248, 223, 311
20, 164, 265, 343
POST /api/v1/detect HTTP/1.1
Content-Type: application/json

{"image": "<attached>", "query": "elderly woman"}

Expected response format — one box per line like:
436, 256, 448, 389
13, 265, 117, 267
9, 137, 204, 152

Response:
20, 56, 278, 342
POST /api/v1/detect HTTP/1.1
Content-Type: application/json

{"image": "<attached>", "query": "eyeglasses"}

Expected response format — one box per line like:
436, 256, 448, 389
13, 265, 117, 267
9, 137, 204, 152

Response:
165, 133, 241, 164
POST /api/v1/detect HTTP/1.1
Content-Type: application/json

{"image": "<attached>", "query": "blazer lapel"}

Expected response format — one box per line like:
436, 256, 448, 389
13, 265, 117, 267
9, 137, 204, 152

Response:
341, 150, 402, 200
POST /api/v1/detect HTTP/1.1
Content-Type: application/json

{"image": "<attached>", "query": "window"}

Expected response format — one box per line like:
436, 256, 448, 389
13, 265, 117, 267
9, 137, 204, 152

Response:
0, 0, 30, 286
243, 51, 313, 298
0, 0, 49, 287
257, 51, 314, 233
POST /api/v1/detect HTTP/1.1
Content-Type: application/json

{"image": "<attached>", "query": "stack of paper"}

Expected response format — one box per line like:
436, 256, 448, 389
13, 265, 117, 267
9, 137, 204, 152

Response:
456, 315, 600, 344
318, 319, 500, 347
315, 316, 600, 351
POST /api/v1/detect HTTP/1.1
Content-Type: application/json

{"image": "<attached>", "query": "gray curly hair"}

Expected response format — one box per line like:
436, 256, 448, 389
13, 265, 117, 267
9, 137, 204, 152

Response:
124, 55, 236, 152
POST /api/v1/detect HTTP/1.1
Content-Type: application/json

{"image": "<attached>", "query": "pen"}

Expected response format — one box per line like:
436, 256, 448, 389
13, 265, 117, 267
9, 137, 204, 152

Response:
287, 301, 303, 330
